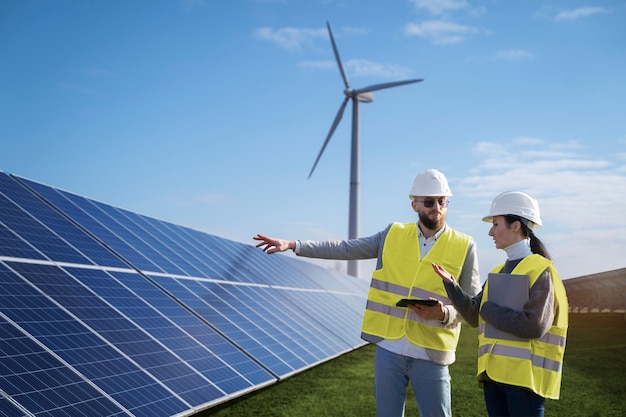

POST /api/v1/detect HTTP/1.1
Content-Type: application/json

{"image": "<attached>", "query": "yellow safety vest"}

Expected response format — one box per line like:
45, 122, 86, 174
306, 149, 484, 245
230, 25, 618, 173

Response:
362, 222, 471, 351
477, 255, 568, 399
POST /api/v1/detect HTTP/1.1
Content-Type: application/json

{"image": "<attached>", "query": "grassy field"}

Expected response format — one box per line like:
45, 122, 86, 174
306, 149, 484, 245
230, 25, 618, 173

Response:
205, 313, 625, 416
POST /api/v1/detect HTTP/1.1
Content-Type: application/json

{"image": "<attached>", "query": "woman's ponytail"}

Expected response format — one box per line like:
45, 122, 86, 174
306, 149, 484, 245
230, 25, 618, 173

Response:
528, 229, 551, 260
505, 215, 551, 259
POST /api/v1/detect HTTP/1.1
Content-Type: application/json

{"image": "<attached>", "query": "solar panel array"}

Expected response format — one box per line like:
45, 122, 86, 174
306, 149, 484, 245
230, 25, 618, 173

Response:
564, 268, 626, 313
0, 171, 370, 417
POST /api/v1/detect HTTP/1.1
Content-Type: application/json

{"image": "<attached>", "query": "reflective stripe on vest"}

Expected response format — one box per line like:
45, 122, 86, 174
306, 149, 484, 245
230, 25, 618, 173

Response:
478, 343, 563, 373
477, 255, 569, 399
361, 222, 471, 351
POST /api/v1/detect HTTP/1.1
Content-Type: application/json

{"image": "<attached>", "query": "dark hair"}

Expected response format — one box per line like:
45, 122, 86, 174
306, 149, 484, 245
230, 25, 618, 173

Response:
504, 215, 551, 260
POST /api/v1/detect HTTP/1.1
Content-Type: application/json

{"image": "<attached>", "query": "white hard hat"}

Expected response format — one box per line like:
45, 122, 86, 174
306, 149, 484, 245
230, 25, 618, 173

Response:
482, 191, 542, 229
409, 169, 452, 198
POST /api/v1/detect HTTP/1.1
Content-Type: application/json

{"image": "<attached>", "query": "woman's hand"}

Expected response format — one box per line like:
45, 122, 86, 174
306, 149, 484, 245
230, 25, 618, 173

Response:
432, 263, 454, 283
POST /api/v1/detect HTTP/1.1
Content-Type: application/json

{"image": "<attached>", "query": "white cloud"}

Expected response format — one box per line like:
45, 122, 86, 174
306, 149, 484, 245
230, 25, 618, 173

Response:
546, 227, 625, 279
457, 137, 626, 278
409, 0, 469, 15
298, 59, 413, 79
345, 59, 413, 79
404, 20, 480, 44
255, 27, 327, 51
555, 7, 608, 21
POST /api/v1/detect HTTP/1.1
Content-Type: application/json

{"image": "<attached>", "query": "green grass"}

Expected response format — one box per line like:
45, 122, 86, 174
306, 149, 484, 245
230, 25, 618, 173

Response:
204, 314, 626, 416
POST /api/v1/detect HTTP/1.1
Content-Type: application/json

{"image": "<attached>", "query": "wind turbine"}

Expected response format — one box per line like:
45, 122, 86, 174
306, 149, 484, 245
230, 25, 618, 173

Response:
308, 21, 423, 277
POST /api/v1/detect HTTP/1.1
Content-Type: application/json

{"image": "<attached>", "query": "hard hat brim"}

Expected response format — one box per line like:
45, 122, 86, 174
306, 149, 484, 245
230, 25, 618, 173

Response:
482, 214, 542, 229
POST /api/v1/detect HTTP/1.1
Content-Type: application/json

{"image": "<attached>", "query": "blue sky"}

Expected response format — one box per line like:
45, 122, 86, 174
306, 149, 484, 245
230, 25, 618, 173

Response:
2, 0, 625, 281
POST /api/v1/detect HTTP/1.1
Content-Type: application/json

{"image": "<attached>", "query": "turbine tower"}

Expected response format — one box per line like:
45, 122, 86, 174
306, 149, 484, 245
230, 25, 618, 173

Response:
308, 21, 423, 277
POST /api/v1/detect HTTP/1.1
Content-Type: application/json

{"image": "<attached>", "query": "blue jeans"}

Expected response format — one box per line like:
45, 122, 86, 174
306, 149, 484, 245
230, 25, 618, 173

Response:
483, 378, 545, 417
374, 346, 451, 417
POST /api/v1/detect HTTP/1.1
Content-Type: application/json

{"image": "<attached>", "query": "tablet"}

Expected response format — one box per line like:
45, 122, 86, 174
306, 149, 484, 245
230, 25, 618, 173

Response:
395, 298, 438, 307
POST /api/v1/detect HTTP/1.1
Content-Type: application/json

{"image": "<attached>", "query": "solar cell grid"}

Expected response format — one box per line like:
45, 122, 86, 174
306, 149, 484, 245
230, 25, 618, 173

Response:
0, 262, 191, 416
83, 198, 193, 276
1, 173, 126, 268
56, 189, 186, 275
286, 258, 351, 290
16, 176, 160, 272
108, 206, 213, 278
143, 216, 227, 278
244, 285, 350, 357
202, 284, 315, 367
68, 266, 272, 394
6, 262, 223, 407
273, 288, 366, 347
0, 221, 47, 261
174, 225, 251, 281
149, 275, 298, 376
0, 192, 91, 266
326, 267, 372, 293
149, 274, 366, 375
234, 244, 327, 288
223, 283, 355, 358
0, 316, 131, 417
190, 231, 263, 283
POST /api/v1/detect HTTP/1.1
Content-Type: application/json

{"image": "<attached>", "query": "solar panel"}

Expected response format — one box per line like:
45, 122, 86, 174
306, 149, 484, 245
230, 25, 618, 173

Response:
0, 172, 369, 416
0, 313, 130, 417
0, 262, 188, 416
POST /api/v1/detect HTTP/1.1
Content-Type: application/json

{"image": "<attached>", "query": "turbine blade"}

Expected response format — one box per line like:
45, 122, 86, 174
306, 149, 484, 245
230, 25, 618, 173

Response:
327, 21, 350, 89
355, 78, 423, 95
308, 97, 349, 179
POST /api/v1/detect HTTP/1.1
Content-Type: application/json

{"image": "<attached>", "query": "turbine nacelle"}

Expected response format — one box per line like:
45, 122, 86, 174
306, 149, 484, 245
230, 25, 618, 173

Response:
355, 91, 374, 103
344, 88, 373, 103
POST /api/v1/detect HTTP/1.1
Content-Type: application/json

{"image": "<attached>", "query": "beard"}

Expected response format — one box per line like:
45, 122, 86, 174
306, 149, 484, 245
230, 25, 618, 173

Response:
419, 210, 446, 231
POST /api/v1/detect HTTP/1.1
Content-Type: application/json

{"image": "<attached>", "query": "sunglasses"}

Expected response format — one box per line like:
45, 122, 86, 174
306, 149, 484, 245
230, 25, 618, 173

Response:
415, 197, 449, 208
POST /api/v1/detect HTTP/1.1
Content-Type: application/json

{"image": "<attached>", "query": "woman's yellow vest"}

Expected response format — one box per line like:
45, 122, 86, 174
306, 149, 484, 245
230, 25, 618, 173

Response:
477, 255, 568, 399
362, 222, 471, 352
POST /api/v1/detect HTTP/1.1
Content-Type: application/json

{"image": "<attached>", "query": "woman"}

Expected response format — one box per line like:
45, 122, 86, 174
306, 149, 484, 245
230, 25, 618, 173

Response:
431, 191, 568, 417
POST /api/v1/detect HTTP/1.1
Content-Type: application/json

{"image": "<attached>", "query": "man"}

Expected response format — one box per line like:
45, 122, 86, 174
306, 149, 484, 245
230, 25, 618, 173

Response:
254, 168, 481, 417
